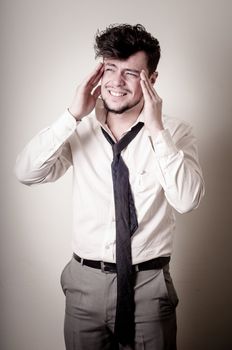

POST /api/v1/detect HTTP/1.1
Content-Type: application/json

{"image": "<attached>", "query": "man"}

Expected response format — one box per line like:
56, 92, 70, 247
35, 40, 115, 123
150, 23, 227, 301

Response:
15, 24, 205, 350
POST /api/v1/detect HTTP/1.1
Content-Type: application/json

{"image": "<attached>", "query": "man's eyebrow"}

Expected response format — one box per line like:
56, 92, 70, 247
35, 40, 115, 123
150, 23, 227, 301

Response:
105, 63, 117, 68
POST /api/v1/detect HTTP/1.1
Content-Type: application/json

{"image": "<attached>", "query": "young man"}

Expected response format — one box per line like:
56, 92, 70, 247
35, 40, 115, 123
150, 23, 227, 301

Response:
15, 24, 205, 350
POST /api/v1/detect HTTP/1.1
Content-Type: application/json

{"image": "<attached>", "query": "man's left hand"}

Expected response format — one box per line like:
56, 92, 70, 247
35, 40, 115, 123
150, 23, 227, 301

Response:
140, 70, 164, 137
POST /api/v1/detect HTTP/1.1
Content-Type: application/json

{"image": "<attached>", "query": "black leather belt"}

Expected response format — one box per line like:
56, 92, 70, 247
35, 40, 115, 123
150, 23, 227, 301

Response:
73, 253, 170, 273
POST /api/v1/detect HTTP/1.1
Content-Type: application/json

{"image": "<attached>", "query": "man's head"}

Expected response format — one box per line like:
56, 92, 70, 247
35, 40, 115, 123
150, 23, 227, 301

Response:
94, 24, 161, 115
94, 24, 160, 76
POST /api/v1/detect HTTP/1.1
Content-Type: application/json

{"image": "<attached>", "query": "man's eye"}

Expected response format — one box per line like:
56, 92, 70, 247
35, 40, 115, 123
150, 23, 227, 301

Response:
126, 72, 138, 77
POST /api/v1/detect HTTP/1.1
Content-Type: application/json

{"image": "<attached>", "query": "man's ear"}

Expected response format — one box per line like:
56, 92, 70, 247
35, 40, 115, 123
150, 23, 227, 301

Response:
150, 71, 158, 85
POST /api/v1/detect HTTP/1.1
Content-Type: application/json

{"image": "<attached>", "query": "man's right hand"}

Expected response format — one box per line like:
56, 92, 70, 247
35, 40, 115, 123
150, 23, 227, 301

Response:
68, 63, 104, 120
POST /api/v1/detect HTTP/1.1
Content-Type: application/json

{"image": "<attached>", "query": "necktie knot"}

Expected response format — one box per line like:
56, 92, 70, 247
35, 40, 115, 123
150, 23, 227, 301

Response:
112, 144, 120, 158
102, 121, 144, 154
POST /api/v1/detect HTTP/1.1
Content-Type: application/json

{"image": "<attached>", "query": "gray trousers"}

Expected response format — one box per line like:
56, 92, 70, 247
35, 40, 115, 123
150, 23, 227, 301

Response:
60, 257, 179, 350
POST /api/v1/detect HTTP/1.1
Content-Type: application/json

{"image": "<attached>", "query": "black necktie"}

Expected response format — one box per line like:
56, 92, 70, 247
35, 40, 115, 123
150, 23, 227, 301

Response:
101, 122, 144, 347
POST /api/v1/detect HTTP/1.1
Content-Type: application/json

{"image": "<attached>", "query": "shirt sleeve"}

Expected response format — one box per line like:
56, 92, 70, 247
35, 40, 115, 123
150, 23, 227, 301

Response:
15, 109, 78, 185
150, 122, 205, 213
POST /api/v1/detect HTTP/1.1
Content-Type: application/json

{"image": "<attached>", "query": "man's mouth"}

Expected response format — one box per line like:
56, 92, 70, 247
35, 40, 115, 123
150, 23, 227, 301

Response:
108, 90, 127, 97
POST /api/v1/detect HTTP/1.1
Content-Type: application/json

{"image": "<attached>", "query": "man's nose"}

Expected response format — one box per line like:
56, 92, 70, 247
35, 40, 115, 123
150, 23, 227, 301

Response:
112, 71, 125, 86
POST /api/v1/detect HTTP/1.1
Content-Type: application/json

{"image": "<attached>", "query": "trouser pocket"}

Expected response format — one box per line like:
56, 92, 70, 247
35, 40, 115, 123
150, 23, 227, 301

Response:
60, 259, 72, 295
160, 264, 179, 313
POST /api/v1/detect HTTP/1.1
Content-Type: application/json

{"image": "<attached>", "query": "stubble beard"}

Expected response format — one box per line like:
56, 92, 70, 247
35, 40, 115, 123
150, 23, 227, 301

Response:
102, 97, 142, 115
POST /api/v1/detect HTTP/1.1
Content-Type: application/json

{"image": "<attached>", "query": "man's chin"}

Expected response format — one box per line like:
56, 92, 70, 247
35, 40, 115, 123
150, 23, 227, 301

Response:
104, 106, 130, 115
102, 99, 141, 115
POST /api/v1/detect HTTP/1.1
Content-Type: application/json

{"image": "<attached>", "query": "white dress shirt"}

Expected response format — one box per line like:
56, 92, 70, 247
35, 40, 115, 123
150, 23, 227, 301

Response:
15, 100, 205, 264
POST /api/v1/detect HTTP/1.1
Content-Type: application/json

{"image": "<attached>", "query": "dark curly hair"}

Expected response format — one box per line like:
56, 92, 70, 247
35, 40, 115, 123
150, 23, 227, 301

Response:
94, 24, 161, 75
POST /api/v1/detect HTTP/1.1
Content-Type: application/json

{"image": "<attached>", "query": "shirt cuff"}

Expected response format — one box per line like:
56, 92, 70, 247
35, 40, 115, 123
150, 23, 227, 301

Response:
151, 129, 178, 157
51, 109, 79, 142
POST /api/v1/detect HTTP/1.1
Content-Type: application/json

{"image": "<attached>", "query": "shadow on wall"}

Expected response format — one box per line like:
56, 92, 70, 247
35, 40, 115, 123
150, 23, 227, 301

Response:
173, 126, 232, 350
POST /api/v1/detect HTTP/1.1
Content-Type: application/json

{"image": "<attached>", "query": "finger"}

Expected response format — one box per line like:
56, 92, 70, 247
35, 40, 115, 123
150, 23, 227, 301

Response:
140, 72, 153, 99
90, 65, 104, 86
151, 85, 162, 101
141, 70, 161, 100
83, 63, 104, 86
140, 70, 155, 98
92, 85, 101, 100
140, 78, 151, 100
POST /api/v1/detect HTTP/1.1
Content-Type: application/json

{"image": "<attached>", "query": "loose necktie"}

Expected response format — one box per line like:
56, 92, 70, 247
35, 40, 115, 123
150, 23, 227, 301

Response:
101, 122, 144, 347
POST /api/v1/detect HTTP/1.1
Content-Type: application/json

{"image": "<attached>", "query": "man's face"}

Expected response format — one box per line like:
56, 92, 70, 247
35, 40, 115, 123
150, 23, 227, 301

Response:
100, 51, 151, 115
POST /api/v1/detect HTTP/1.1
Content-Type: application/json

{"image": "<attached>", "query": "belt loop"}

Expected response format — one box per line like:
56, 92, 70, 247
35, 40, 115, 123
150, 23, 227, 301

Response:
81, 257, 84, 266
100, 261, 105, 272
135, 264, 139, 272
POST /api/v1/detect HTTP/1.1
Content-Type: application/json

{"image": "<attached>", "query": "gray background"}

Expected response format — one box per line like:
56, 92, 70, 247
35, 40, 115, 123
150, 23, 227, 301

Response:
1, 0, 232, 349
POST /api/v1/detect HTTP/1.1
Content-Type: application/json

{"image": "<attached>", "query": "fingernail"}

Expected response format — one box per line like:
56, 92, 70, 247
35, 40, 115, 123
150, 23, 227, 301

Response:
140, 71, 145, 79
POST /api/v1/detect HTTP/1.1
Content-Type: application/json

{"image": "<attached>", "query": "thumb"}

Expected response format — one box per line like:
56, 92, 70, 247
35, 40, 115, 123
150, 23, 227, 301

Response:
92, 85, 101, 100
